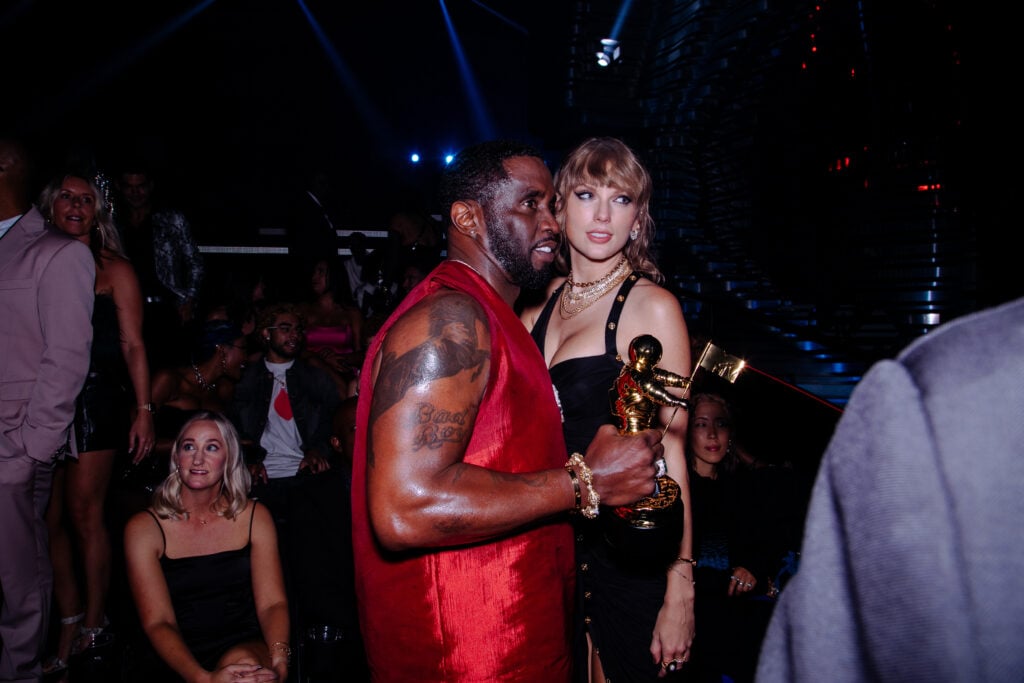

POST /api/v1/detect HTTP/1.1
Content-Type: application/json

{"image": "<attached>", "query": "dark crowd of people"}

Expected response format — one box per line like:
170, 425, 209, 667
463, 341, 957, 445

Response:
3, 132, 1019, 683
0, 135, 444, 683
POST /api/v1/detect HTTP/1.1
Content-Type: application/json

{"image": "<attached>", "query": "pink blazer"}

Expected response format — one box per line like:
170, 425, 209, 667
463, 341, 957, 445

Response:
0, 206, 95, 462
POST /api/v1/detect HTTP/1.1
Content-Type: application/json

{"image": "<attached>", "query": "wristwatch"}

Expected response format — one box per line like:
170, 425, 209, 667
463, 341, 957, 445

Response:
138, 403, 156, 413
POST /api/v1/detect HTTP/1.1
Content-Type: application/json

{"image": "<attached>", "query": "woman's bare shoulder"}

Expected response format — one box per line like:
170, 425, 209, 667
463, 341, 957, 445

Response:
125, 508, 162, 542
620, 280, 690, 350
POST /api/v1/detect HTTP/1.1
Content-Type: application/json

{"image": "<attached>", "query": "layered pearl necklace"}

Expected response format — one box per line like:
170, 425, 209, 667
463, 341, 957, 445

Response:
559, 255, 630, 319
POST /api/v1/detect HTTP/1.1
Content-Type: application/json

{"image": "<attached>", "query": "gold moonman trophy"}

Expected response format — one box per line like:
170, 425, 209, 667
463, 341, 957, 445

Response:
604, 335, 746, 563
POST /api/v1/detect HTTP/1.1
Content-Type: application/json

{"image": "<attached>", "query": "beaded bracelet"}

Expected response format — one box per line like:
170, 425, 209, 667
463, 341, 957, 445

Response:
567, 452, 600, 519
674, 557, 697, 566
564, 464, 582, 512
269, 641, 292, 664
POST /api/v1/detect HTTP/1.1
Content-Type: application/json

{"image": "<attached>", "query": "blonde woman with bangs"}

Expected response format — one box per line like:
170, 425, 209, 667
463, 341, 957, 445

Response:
522, 137, 695, 681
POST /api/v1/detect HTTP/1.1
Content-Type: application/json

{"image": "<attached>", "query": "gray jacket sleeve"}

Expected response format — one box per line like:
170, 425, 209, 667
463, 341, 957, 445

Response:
757, 298, 1024, 683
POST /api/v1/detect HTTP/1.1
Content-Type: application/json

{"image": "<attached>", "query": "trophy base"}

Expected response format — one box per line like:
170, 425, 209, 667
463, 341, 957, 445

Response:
603, 476, 684, 567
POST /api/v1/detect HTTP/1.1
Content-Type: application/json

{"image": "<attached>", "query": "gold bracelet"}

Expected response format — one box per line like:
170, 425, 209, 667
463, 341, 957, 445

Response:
564, 463, 582, 512
674, 557, 697, 566
567, 452, 599, 519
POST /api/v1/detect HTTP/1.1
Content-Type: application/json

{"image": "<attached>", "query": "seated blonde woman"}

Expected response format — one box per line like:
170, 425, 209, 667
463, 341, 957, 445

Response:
124, 411, 290, 682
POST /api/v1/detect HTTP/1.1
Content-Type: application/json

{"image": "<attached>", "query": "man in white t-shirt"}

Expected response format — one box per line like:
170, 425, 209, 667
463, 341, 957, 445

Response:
228, 302, 347, 663
232, 303, 338, 480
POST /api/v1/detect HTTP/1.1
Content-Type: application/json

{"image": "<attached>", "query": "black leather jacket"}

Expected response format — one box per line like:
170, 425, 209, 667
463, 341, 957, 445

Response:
228, 358, 340, 466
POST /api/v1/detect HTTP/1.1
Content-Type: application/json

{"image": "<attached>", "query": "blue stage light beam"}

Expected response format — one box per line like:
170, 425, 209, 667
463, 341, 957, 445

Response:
596, 0, 631, 66
27, 0, 217, 133
438, 0, 496, 141
466, 0, 527, 35
610, 0, 633, 40
295, 0, 391, 150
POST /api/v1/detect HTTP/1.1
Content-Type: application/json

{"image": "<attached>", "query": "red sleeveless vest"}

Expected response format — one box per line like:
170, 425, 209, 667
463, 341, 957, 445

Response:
351, 261, 573, 682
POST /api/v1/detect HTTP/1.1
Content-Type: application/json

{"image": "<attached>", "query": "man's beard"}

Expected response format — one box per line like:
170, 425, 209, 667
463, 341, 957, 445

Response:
269, 340, 299, 361
486, 206, 556, 291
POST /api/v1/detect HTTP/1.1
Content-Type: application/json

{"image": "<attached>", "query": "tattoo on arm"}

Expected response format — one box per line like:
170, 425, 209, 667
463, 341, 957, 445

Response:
372, 297, 489, 417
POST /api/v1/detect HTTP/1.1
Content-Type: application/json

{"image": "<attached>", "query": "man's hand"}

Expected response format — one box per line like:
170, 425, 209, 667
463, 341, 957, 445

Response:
583, 424, 662, 507
298, 450, 331, 474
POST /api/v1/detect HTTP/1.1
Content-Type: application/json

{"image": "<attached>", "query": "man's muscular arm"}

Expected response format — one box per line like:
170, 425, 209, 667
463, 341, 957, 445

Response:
366, 290, 568, 550
365, 291, 661, 552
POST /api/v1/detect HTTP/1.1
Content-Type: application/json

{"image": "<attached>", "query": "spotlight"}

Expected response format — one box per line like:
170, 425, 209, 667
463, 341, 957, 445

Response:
444, 154, 455, 165
596, 38, 620, 67
410, 153, 421, 163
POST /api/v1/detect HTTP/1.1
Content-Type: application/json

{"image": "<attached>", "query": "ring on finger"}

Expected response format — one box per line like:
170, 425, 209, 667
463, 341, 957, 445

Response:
655, 458, 667, 478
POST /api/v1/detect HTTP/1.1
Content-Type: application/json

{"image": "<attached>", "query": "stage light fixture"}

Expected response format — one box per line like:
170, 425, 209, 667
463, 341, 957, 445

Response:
596, 38, 620, 67
410, 153, 421, 163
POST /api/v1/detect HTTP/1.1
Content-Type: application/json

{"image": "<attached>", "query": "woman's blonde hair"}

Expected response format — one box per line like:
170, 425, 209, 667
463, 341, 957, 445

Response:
151, 411, 251, 520
38, 173, 126, 262
553, 137, 662, 283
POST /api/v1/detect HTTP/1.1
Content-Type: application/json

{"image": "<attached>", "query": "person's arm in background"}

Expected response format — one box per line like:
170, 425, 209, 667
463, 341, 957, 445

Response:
724, 469, 764, 597
24, 238, 95, 461
109, 255, 155, 463
366, 289, 661, 552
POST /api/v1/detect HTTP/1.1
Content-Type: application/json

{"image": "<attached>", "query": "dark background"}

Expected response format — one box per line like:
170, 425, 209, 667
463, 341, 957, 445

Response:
3, 0, 1011, 414
2, 0, 567, 231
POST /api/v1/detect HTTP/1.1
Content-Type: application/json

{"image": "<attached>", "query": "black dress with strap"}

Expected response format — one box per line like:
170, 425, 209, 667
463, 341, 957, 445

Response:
147, 502, 262, 672
532, 273, 671, 682
74, 293, 130, 452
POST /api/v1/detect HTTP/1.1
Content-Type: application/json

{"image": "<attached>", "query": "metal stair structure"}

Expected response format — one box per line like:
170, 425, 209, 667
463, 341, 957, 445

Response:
550, 0, 975, 412
664, 229, 870, 409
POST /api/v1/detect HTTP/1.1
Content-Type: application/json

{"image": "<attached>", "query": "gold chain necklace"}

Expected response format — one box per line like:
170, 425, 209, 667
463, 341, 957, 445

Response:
566, 254, 627, 288
559, 255, 630, 319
